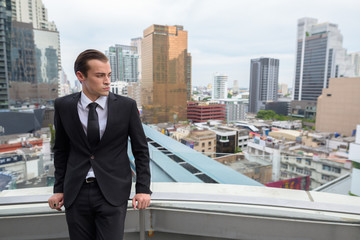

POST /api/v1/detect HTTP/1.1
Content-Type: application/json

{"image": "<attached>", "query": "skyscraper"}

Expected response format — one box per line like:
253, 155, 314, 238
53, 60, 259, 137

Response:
141, 24, 190, 123
106, 44, 139, 83
249, 58, 279, 113
8, 0, 61, 105
11, 0, 57, 31
293, 18, 354, 102
212, 73, 228, 100
0, 0, 12, 110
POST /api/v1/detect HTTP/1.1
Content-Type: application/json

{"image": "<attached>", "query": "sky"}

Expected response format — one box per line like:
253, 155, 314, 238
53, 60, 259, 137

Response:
42, 0, 360, 88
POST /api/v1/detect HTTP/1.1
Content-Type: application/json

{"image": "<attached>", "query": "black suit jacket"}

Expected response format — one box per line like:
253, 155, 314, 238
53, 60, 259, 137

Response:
53, 92, 151, 208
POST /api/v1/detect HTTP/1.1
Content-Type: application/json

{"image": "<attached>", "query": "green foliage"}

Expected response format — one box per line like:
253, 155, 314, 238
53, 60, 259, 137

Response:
202, 97, 211, 101
256, 110, 277, 120
49, 124, 55, 146
227, 93, 232, 98
353, 161, 360, 169
235, 147, 242, 153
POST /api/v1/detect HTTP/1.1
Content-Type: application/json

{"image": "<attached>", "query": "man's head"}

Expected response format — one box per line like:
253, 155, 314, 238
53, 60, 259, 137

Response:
75, 49, 111, 101
74, 49, 108, 77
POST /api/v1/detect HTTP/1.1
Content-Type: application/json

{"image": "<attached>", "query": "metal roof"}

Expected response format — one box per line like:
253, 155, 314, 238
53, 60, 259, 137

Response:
129, 124, 262, 186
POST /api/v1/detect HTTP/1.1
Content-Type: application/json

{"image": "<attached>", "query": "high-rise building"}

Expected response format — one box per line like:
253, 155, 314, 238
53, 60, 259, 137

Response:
106, 44, 139, 83
293, 18, 354, 102
233, 80, 239, 95
350, 52, 360, 77
212, 73, 228, 100
7, 0, 60, 106
141, 24, 190, 123
11, 0, 57, 31
0, 0, 12, 110
249, 58, 279, 113
131, 37, 142, 81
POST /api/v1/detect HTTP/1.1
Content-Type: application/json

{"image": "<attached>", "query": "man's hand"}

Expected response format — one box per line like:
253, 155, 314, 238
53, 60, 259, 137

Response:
48, 193, 64, 211
132, 193, 151, 210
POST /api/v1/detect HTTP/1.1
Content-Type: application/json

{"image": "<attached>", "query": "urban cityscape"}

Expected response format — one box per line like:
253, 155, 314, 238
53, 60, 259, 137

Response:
0, 0, 360, 239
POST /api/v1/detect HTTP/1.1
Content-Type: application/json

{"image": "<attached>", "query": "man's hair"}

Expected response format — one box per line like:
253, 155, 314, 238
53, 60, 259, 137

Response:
74, 49, 108, 77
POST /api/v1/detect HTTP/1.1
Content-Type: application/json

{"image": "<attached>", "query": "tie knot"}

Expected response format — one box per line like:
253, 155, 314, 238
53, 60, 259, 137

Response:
88, 102, 98, 110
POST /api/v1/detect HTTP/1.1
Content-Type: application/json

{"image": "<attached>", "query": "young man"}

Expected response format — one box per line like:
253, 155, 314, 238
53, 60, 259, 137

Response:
48, 49, 151, 240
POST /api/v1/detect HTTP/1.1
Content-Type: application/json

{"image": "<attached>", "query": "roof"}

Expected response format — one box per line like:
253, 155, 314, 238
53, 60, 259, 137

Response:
0, 110, 44, 135
128, 124, 262, 186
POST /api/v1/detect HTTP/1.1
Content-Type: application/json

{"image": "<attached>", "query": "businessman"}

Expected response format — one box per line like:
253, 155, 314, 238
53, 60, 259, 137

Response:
48, 49, 151, 240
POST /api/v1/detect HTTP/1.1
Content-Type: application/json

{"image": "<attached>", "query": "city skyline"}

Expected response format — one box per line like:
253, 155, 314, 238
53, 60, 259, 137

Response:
42, 0, 360, 88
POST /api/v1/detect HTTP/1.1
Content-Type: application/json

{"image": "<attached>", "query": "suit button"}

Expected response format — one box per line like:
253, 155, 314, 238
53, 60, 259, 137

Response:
90, 155, 95, 160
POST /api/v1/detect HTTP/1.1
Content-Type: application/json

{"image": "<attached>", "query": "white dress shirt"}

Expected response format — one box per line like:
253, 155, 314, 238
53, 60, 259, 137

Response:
77, 92, 108, 179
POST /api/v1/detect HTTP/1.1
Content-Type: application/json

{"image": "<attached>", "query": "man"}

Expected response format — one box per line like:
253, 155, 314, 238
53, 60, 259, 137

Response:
48, 49, 151, 240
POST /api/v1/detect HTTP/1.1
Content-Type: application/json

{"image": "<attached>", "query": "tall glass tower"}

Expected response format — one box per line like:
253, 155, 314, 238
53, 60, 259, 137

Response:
249, 58, 279, 113
293, 18, 354, 102
141, 25, 191, 123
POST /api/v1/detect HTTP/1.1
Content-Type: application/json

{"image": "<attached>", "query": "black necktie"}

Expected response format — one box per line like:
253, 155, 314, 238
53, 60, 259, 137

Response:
87, 102, 100, 149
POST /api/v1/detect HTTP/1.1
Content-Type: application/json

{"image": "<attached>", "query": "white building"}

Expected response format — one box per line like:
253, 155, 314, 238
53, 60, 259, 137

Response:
349, 52, 360, 77
11, 0, 57, 31
110, 81, 128, 96
212, 73, 228, 100
218, 99, 247, 123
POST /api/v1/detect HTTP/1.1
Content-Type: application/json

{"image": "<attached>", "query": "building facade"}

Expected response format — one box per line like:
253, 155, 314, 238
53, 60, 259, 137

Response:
316, 77, 360, 136
141, 25, 190, 123
249, 58, 279, 113
218, 99, 247, 123
293, 17, 354, 102
106, 44, 139, 83
187, 101, 226, 123
0, 0, 12, 110
350, 52, 360, 77
212, 73, 228, 100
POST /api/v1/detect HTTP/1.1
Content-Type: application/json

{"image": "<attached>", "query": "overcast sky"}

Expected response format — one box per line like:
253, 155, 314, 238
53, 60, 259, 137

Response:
42, 0, 360, 88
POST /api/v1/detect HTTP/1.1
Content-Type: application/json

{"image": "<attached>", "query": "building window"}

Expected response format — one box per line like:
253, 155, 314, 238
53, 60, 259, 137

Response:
208, 141, 211, 146
202, 150, 205, 153
202, 143, 205, 147
305, 159, 311, 166
304, 169, 311, 176
296, 167, 303, 174
281, 163, 288, 169
322, 174, 331, 181
332, 167, 341, 174
322, 164, 331, 171
296, 158, 302, 163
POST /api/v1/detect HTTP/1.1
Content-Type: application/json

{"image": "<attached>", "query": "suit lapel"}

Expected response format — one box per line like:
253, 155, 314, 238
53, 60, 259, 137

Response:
96, 92, 117, 149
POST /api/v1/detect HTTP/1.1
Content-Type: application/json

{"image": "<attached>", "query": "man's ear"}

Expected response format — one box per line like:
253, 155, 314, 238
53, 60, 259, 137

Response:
76, 71, 85, 83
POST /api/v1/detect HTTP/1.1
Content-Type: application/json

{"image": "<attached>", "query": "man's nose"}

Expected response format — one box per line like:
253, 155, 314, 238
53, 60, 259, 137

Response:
104, 75, 111, 84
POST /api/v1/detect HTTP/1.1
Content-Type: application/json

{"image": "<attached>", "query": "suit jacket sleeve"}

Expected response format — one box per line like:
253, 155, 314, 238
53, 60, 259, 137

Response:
128, 101, 152, 194
53, 99, 70, 193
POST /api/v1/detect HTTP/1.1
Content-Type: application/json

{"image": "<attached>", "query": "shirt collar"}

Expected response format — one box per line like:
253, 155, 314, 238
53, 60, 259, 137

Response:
80, 92, 108, 110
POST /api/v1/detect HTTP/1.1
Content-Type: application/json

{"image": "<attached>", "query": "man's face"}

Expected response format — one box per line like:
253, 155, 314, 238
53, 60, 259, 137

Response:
77, 59, 111, 101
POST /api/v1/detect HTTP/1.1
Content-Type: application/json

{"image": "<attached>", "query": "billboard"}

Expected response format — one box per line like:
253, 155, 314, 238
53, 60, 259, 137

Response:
265, 176, 310, 190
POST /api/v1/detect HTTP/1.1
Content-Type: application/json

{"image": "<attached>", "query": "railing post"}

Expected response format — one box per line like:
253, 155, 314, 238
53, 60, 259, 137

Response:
139, 209, 145, 240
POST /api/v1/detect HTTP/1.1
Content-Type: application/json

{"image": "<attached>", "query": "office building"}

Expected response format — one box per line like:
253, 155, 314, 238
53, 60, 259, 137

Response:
249, 58, 279, 113
218, 99, 247, 122
212, 73, 228, 100
7, 0, 60, 105
187, 101, 226, 123
11, 0, 56, 31
316, 77, 360, 136
106, 44, 139, 83
293, 17, 354, 102
141, 25, 190, 123
0, 0, 11, 110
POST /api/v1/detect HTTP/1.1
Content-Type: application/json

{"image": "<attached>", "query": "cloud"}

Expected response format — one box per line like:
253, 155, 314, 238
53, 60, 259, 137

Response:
42, 0, 360, 87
